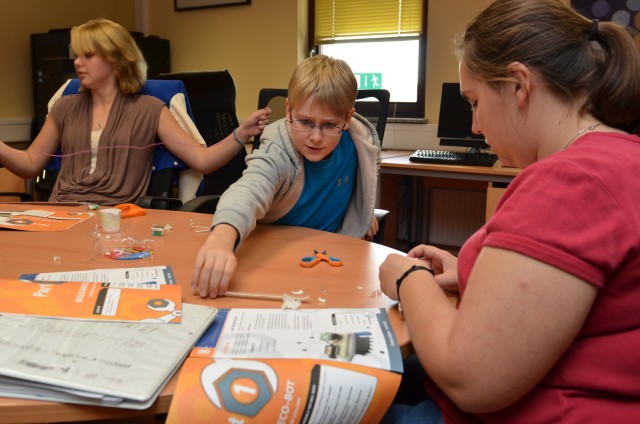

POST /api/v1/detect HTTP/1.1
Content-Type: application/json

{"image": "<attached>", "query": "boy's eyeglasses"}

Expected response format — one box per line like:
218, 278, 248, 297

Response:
289, 118, 345, 136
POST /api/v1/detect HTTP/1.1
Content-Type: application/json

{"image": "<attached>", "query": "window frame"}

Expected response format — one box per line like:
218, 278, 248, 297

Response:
307, 0, 428, 120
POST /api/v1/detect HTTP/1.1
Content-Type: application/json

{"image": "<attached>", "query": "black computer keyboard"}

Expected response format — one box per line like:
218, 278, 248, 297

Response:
409, 149, 498, 167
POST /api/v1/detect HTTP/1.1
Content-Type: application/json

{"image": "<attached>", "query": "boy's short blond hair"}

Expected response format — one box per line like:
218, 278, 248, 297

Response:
287, 55, 357, 117
71, 18, 147, 94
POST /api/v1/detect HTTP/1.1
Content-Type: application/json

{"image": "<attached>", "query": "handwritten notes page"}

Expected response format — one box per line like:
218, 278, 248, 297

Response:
166, 308, 402, 423
0, 303, 218, 409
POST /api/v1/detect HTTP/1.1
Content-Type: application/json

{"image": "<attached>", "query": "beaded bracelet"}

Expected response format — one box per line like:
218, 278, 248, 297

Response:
233, 128, 250, 146
395, 265, 435, 306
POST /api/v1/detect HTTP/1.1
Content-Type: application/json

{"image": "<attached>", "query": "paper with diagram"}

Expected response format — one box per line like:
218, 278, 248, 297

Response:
166, 308, 403, 423
19, 265, 177, 286
0, 209, 94, 231
0, 278, 182, 323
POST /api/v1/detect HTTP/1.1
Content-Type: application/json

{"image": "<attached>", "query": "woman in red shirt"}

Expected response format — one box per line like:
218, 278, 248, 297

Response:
380, 0, 640, 422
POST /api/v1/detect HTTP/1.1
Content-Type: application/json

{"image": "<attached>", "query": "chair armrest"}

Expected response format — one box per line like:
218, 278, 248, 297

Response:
178, 195, 221, 214
0, 192, 34, 202
373, 208, 390, 244
136, 196, 183, 211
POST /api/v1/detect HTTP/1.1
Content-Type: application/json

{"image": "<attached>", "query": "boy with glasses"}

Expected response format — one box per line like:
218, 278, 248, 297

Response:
192, 55, 381, 298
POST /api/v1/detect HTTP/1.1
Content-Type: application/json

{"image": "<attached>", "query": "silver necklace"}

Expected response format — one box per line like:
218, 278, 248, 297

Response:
564, 123, 601, 149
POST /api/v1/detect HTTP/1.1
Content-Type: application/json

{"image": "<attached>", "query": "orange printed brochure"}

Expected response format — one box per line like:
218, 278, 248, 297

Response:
166, 308, 403, 423
0, 209, 94, 231
167, 356, 401, 424
0, 279, 182, 323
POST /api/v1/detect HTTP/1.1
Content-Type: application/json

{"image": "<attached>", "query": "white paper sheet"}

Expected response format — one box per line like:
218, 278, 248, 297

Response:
19, 265, 177, 286
0, 303, 217, 409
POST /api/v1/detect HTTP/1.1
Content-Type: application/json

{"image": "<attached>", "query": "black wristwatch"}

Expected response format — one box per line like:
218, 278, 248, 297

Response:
395, 265, 435, 311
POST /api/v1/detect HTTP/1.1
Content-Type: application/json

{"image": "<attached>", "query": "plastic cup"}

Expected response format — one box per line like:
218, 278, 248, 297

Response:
99, 208, 122, 233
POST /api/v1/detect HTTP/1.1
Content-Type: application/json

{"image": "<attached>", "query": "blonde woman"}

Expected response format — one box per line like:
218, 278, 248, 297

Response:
0, 18, 270, 205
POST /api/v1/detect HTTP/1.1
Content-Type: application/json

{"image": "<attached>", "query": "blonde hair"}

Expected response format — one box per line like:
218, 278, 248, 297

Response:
288, 55, 357, 118
71, 18, 147, 94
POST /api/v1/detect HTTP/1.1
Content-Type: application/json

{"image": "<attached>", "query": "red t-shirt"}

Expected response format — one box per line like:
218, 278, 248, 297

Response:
426, 132, 640, 423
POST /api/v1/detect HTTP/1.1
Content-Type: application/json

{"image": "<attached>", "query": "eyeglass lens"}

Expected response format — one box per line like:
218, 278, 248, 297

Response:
291, 119, 343, 135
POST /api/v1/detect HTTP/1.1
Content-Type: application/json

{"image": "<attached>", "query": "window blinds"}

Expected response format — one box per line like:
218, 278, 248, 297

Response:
314, 0, 423, 44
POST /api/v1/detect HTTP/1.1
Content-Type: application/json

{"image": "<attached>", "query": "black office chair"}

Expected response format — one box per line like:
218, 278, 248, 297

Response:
254, 88, 288, 150
0, 192, 33, 202
355, 89, 390, 147
354, 89, 391, 243
254, 87, 391, 244
159, 70, 246, 197
178, 194, 221, 214
157, 70, 252, 214
256, 88, 288, 111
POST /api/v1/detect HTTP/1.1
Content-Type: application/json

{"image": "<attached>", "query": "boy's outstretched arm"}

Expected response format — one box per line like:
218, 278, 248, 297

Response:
192, 224, 239, 298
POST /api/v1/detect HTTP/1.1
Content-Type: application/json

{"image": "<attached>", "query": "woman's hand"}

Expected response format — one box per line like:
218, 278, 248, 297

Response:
379, 253, 431, 300
235, 107, 271, 142
408, 244, 459, 293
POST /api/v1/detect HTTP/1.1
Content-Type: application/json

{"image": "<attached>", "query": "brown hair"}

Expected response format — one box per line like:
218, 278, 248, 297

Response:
71, 18, 147, 94
287, 55, 357, 118
456, 0, 640, 134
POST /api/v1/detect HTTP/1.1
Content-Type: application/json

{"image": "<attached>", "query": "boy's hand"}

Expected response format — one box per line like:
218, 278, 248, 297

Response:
192, 224, 238, 298
365, 215, 379, 241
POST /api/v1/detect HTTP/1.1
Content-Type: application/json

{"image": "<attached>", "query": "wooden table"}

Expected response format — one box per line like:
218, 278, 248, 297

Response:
0, 204, 408, 423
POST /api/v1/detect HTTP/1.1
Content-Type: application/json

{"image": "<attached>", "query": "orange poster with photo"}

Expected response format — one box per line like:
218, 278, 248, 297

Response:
0, 278, 182, 323
0, 209, 95, 231
167, 356, 400, 424
166, 308, 403, 423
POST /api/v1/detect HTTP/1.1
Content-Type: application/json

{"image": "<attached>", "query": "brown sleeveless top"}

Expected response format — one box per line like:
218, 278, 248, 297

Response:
49, 91, 164, 205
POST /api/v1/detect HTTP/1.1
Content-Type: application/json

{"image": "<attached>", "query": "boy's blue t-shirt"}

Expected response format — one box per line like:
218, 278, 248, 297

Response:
275, 131, 357, 232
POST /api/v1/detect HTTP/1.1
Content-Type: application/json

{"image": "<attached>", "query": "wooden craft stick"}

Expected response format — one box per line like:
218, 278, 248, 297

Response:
225, 291, 310, 302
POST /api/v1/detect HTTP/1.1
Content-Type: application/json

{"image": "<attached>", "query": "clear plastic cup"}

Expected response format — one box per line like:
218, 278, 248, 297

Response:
99, 208, 122, 233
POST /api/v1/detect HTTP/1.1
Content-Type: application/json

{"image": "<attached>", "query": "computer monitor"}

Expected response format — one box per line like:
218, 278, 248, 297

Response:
437, 82, 491, 151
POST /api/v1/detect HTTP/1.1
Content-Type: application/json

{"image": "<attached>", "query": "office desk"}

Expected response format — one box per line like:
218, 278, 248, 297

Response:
381, 150, 519, 183
0, 204, 407, 423
379, 150, 521, 248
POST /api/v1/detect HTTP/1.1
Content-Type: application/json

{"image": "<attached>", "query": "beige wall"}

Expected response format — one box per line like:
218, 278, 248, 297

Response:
144, 0, 495, 121
426, 0, 493, 120
146, 0, 303, 119
0, 0, 494, 142
0, 0, 135, 119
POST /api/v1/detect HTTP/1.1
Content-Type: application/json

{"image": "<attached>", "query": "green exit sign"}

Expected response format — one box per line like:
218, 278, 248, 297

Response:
356, 73, 382, 90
